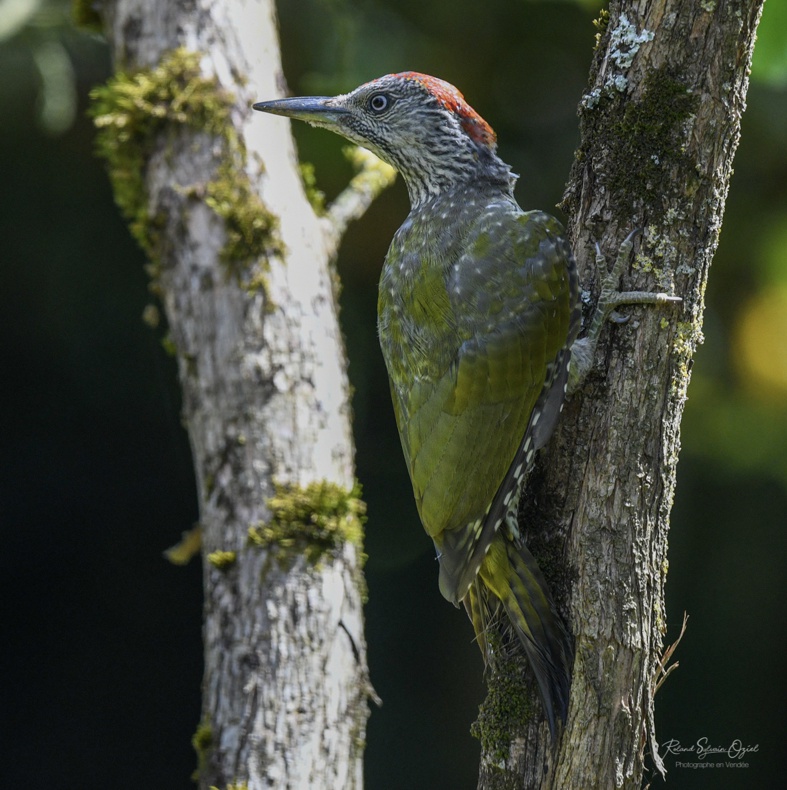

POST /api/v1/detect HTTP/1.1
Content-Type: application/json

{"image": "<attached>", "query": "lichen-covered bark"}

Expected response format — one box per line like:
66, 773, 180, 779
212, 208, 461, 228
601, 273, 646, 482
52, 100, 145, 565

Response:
97, 1, 371, 787
477, 1, 764, 788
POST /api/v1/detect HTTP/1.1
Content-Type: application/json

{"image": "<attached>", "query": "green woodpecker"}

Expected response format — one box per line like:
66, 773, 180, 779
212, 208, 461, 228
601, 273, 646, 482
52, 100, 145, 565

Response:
254, 72, 679, 738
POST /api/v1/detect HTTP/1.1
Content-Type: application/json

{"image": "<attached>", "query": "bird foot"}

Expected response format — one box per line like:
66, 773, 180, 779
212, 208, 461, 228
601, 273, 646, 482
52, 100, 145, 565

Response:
568, 228, 681, 394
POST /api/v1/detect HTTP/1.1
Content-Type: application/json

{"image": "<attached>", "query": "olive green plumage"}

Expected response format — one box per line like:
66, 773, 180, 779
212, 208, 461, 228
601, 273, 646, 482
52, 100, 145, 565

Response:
254, 71, 577, 737
379, 192, 577, 736
379, 198, 573, 585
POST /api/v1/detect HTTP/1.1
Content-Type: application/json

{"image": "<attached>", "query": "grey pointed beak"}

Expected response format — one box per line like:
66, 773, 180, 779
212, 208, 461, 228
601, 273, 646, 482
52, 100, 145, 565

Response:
252, 96, 350, 126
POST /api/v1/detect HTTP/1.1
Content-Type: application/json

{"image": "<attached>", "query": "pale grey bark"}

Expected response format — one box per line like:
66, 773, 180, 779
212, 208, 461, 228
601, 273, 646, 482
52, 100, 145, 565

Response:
99, 1, 380, 787
477, 1, 764, 788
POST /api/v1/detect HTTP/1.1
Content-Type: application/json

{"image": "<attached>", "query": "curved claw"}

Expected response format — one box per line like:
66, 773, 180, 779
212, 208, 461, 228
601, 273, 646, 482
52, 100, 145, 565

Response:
571, 226, 680, 393
609, 310, 630, 324
622, 226, 645, 246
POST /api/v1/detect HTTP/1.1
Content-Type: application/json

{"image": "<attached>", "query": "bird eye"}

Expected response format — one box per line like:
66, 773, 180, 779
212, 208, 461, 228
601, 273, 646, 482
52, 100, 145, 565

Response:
369, 93, 390, 113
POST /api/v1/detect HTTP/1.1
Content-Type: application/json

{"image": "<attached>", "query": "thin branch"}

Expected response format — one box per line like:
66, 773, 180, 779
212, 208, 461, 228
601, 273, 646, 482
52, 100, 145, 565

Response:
654, 612, 689, 696
644, 612, 689, 779
323, 146, 397, 257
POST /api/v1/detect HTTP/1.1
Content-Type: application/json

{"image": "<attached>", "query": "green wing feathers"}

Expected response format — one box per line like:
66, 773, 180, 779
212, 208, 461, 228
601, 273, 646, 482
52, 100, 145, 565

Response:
407, 333, 535, 536
390, 210, 574, 544
381, 206, 576, 736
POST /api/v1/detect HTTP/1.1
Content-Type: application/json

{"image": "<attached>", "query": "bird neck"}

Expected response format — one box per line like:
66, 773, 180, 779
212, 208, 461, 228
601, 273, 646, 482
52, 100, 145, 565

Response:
397, 145, 516, 210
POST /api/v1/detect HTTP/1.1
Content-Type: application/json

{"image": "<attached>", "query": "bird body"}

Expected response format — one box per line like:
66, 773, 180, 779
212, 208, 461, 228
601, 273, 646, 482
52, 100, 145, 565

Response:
255, 72, 577, 736
379, 193, 577, 599
380, 187, 577, 734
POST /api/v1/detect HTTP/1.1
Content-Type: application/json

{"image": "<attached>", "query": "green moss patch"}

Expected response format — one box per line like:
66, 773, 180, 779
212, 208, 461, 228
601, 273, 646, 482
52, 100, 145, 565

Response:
298, 161, 326, 215
606, 66, 700, 219
191, 720, 213, 781
72, 0, 103, 33
206, 550, 237, 570
593, 8, 610, 50
90, 48, 281, 280
249, 480, 366, 565
471, 631, 537, 768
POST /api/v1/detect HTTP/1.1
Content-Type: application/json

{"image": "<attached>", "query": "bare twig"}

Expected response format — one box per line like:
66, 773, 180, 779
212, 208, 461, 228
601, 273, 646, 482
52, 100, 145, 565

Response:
323, 146, 397, 257
654, 612, 689, 696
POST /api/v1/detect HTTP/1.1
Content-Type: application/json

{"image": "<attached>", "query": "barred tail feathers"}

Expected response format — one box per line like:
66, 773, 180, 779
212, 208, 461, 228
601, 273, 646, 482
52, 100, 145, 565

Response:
470, 531, 572, 738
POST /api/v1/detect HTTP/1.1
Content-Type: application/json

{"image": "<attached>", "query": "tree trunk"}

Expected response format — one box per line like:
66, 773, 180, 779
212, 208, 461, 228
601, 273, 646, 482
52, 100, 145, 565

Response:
93, 1, 386, 787
476, 1, 764, 788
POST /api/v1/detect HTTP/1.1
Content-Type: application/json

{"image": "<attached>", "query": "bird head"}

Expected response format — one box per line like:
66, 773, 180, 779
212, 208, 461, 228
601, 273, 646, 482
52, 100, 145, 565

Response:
253, 72, 512, 207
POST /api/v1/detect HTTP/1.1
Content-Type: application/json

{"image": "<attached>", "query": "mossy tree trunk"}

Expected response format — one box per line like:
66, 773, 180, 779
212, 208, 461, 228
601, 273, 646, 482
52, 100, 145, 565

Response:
91, 1, 389, 788
476, 1, 764, 788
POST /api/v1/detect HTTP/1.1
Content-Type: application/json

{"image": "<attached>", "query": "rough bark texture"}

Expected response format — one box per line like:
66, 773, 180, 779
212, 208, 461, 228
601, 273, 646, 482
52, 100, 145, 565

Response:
477, 1, 764, 788
99, 1, 371, 788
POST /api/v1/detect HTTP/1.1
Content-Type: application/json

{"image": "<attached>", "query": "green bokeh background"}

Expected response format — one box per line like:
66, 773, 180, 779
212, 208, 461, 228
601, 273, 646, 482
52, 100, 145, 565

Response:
1, 1, 785, 788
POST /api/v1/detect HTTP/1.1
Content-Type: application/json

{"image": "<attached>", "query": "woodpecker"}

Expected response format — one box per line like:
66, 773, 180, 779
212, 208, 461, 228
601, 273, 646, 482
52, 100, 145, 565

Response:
254, 72, 679, 738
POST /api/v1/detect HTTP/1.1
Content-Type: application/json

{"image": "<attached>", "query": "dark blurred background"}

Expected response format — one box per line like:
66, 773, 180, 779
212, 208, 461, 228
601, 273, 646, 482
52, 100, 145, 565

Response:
1, 1, 785, 788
